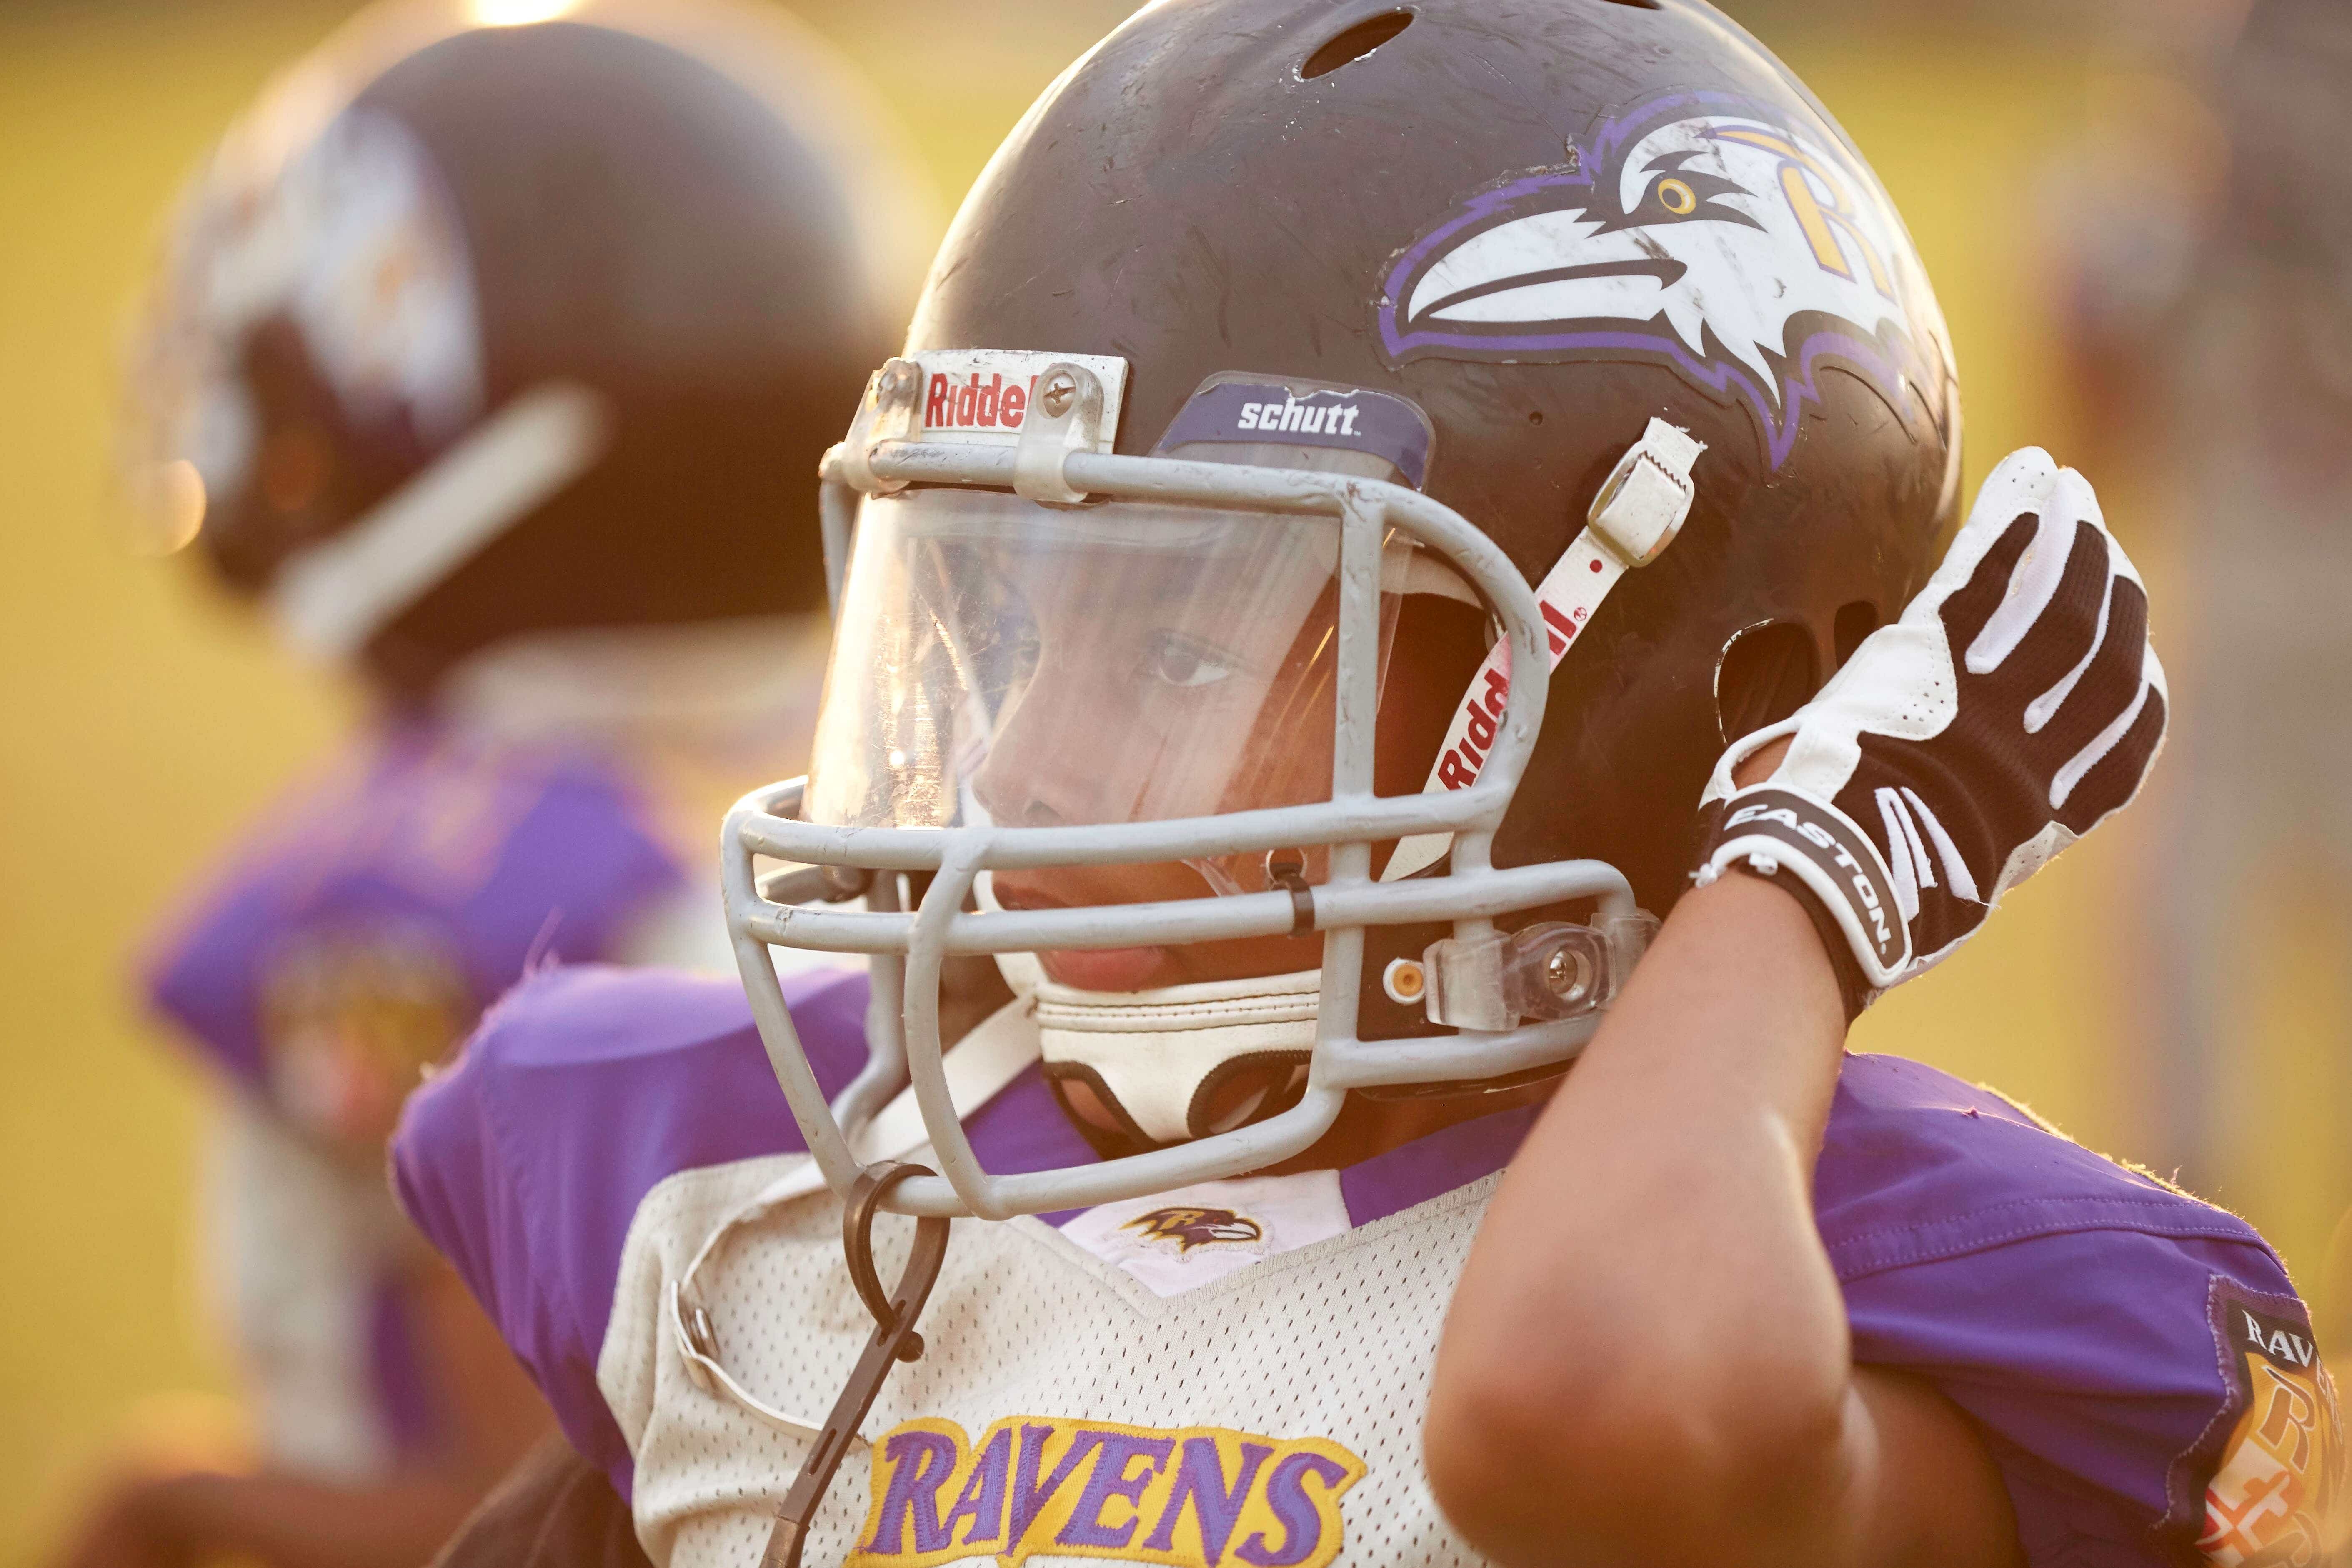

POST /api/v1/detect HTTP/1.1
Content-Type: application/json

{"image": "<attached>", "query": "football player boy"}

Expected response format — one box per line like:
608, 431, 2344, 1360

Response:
394, 2, 2341, 1565
65, 5, 925, 1565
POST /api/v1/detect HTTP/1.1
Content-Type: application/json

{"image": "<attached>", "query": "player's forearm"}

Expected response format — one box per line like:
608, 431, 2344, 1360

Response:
1427, 869, 1857, 1565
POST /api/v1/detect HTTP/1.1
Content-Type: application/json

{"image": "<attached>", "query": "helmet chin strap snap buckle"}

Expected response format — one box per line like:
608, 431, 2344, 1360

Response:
1421, 909, 1660, 1031
1586, 417, 1704, 567
1265, 850, 1317, 934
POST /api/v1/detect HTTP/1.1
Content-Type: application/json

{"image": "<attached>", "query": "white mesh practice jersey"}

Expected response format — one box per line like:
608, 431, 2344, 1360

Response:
606, 1157, 1486, 1567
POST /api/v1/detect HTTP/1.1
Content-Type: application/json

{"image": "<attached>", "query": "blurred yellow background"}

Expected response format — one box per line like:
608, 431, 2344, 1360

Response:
2, 0, 2341, 1559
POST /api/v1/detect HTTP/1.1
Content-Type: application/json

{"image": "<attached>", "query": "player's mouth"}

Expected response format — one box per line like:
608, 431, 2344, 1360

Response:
988, 870, 1182, 992
1032, 944, 1172, 992
989, 861, 1326, 994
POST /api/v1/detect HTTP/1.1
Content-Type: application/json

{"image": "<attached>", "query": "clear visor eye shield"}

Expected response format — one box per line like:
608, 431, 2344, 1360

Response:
722, 350, 1703, 1224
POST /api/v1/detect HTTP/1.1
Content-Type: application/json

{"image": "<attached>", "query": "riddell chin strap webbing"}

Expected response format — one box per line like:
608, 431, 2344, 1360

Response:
1384, 419, 1705, 883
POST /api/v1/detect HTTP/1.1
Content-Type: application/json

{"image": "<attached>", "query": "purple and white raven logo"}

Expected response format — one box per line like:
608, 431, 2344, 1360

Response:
1121, 1206, 1265, 1254
1376, 91, 1955, 470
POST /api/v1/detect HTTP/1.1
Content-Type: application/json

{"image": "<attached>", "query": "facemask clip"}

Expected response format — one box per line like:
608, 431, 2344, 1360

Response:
1265, 849, 1317, 934
837, 357, 924, 496
1422, 908, 1659, 1032
1012, 362, 1108, 505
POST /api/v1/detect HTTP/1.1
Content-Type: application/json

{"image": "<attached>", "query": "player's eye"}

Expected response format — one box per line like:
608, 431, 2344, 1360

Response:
955, 561, 1041, 690
1654, 177, 1698, 216
1143, 630, 1238, 690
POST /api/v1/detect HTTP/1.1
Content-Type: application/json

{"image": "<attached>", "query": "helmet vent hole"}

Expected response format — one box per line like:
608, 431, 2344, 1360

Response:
1599, 0, 1664, 8
1300, 10, 1414, 79
1833, 600, 1882, 670
1716, 620, 1819, 745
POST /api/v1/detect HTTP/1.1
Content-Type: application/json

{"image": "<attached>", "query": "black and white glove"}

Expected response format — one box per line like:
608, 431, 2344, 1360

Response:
1695, 448, 2168, 1007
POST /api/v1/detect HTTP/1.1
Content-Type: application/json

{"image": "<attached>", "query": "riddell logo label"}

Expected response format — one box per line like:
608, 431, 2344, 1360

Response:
926, 372, 1033, 432
900, 349, 1126, 451
1434, 667, 1512, 791
1429, 596, 1587, 793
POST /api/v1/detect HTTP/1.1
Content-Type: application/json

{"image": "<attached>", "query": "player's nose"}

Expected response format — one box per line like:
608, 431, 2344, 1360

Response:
973, 671, 1118, 830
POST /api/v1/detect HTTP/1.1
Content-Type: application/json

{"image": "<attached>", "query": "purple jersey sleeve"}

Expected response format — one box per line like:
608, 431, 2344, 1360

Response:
389, 965, 1093, 1499
1819, 1054, 2314, 1565
144, 725, 681, 1088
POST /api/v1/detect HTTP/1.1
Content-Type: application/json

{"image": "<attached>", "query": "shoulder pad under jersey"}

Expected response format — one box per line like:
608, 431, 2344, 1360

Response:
390, 963, 863, 1488
390, 961, 1098, 1494
1820, 1054, 2334, 1566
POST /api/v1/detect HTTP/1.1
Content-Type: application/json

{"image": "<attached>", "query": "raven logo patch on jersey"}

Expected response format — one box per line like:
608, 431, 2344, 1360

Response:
848, 1416, 1364, 1568
1375, 90, 1954, 469
1121, 1208, 1265, 1255
2192, 1283, 2342, 1565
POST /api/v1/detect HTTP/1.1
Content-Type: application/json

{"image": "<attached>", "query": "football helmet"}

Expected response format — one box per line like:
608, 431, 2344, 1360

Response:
724, 0, 1963, 1220
122, 0, 932, 699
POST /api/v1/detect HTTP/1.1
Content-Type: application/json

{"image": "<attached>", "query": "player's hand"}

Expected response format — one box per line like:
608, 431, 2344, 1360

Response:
1694, 447, 2167, 997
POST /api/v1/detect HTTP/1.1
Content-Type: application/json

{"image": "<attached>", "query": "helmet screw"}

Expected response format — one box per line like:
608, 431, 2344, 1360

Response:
1544, 943, 1594, 1004
876, 359, 921, 406
1039, 370, 1079, 418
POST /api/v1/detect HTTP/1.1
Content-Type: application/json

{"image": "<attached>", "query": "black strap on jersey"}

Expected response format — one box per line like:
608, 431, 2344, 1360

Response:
760, 1162, 951, 1568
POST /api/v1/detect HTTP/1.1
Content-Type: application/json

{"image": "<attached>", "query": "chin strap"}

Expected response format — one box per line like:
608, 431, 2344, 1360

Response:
760, 1162, 950, 1568
1385, 418, 1703, 882
1025, 968, 1321, 1144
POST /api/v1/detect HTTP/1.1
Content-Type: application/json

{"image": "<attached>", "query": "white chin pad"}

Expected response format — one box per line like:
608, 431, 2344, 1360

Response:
1030, 970, 1320, 1144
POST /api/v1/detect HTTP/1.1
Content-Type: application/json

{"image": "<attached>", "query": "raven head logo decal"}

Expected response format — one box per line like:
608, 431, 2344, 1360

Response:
1121, 1206, 1266, 1254
1376, 91, 1955, 469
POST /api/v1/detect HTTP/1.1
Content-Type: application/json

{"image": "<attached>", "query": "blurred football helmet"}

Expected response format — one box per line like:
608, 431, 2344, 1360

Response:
123, 0, 933, 699
725, 0, 1963, 1220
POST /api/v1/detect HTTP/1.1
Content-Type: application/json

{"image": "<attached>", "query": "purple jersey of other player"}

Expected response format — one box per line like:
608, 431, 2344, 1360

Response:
148, 723, 682, 1090
394, 966, 2333, 1564
147, 722, 683, 1463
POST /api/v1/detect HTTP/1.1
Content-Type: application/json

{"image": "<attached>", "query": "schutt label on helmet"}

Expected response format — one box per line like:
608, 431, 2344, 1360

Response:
848, 1415, 1364, 1568
1154, 378, 1433, 489
907, 349, 1129, 451
1375, 88, 1955, 471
